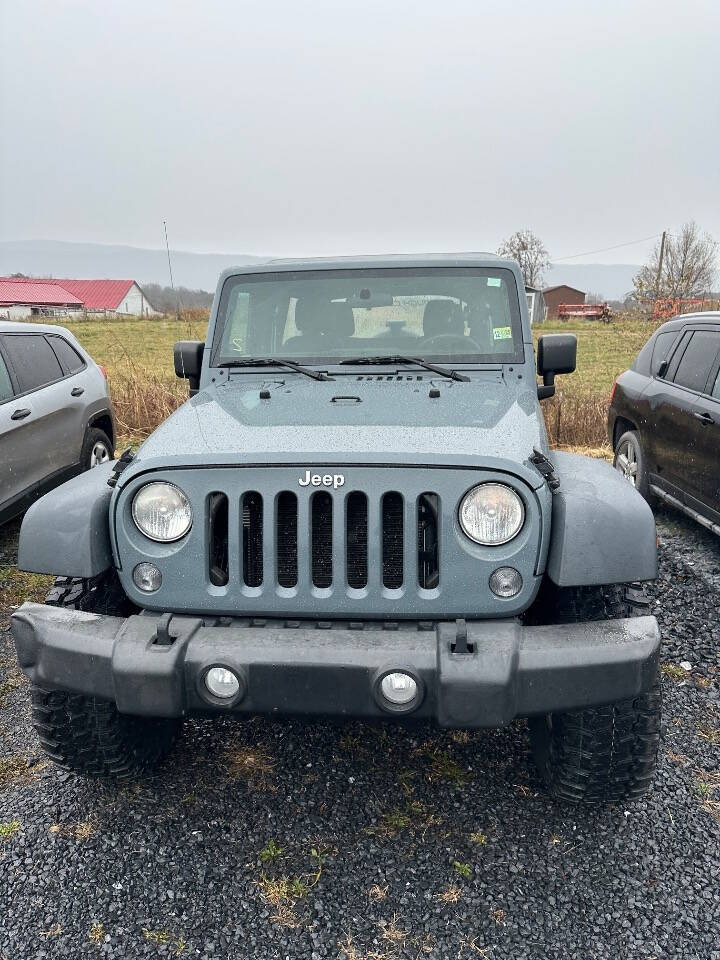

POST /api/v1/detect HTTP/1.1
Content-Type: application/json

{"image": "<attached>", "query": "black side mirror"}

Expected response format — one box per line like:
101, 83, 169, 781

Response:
174, 340, 204, 395
536, 334, 577, 400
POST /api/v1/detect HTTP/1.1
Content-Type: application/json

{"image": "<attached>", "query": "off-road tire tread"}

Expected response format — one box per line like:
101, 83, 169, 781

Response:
31, 574, 177, 777
529, 582, 662, 805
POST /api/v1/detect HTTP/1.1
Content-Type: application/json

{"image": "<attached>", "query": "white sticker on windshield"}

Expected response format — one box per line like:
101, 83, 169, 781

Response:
493, 326, 512, 340
487, 277, 502, 287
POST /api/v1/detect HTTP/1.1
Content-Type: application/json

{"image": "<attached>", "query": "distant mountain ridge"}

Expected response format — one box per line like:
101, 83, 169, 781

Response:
0, 240, 266, 293
0, 239, 640, 299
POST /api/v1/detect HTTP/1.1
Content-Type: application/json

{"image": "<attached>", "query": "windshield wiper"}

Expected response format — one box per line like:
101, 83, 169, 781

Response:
222, 358, 334, 382
339, 356, 469, 382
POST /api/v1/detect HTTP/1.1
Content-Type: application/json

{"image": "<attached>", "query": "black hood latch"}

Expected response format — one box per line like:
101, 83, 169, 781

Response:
529, 448, 560, 493
107, 448, 135, 488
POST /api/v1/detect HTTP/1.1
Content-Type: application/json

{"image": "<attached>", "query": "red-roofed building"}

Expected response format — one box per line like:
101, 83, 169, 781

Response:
0, 278, 83, 319
0, 277, 160, 319
53, 279, 159, 316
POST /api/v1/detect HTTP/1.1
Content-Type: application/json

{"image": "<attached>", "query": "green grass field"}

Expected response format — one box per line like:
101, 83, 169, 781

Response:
24, 311, 656, 447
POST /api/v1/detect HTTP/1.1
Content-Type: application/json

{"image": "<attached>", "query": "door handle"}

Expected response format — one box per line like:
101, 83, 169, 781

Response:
10, 408, 31, 421
693, 411, 715, 425
71, 386, 85, 396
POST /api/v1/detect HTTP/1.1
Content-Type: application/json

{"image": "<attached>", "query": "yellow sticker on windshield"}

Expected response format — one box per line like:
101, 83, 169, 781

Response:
493, 326, 512, 340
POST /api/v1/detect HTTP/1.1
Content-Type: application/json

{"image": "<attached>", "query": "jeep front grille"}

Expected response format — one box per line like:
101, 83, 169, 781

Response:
119, 465, 543, 619
207, 488, 441, 594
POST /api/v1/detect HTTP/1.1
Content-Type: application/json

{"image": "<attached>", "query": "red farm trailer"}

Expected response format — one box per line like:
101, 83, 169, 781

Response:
557, 303, 613, 322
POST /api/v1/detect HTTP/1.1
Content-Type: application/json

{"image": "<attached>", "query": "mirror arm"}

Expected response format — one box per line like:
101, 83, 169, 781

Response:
537, 371, 556, 401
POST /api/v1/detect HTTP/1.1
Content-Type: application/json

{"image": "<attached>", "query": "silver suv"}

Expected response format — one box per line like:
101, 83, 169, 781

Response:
0, 321, 115, 525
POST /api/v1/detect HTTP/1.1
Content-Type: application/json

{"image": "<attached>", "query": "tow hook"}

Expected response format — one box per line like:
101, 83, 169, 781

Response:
153, 613, 177, 646
451, 618, 474, 655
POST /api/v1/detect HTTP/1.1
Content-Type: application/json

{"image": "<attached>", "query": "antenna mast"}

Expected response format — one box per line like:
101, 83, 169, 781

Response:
162, 219, 180, 320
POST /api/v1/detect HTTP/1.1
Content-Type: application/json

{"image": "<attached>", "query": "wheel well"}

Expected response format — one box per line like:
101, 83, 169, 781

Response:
612, 416, 636, 448
88, 412, 115, 450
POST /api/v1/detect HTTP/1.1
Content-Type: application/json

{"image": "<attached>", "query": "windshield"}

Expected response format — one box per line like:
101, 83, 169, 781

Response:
212, 267, 524, 366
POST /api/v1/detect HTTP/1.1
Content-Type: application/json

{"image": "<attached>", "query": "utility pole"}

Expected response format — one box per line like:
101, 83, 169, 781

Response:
655, 230, 667, 301
162, 219, 180, 321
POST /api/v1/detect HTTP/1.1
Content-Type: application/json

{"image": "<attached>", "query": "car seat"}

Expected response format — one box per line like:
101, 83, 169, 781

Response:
283, 300, 355, 353
422, 300, 464, 339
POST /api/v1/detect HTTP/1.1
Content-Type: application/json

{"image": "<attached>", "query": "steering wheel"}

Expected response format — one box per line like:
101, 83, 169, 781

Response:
420, 333, 484, 353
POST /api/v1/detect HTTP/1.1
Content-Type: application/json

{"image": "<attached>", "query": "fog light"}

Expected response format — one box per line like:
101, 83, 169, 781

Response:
489, 566, 523, 598
205, 666, 240, 700
132, 562, 162, 593
380, 671, 418, 706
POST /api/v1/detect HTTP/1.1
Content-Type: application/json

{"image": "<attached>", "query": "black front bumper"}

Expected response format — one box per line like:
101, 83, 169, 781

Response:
11, 605, 660, 727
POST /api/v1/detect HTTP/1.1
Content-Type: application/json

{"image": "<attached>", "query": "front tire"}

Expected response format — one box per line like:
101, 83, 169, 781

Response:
82, 427, 113, 470
613, 430, 653, 503
527, 584, 662, 805
31, 573, 179, 778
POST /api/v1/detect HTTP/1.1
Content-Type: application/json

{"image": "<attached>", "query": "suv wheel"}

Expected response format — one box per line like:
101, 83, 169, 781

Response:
31, 573, 180, 778
82, 427, 113, 469
527, 583, 662, 805
614, 429, 653, 502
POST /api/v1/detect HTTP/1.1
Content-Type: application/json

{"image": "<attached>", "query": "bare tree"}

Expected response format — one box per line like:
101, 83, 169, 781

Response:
633, 222, 717, 300
497, 230, 551, 287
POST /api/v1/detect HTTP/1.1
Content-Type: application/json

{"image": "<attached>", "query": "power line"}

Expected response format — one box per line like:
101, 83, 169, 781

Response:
553, 233, 662, 262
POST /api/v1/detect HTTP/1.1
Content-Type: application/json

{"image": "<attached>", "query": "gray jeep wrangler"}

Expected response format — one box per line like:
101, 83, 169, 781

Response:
11, 255, 661, 804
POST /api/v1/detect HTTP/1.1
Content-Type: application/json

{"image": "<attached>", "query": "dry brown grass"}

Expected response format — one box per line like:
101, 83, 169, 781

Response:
226, 743, 276, 791
49, 817, 98, 841
0, 755, 30, 790
108, 362, 188, 442
434, 884, 463, 904
542, 390, 611, 448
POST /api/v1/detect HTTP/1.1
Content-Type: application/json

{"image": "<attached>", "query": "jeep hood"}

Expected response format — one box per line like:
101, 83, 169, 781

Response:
127, 376, 548, 482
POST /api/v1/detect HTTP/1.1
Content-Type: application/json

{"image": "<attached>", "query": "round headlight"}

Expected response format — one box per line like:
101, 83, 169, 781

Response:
458, 483, 524, 545
132, 482, 192, 542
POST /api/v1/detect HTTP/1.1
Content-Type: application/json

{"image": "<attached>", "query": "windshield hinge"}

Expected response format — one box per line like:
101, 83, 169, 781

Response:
529, 448, 560, 493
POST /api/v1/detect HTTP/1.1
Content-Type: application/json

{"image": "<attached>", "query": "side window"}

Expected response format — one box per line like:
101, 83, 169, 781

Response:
650, 331, 678, 377
0, 334, 64, 394
671, 331, 720, 394
47, 335, 86, 374
0, 353, 14, 403
711, 368, 720, 401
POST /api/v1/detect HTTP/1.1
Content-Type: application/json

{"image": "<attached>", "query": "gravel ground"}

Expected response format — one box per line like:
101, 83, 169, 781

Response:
1, 507, 719, 960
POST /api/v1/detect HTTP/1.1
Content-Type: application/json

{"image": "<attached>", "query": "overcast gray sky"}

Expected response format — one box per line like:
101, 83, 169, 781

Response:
1, 0, 718, 264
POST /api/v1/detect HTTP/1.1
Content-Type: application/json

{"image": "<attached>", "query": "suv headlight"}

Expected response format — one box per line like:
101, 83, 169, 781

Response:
132, 482, 193, 542
458, 483, 524, 545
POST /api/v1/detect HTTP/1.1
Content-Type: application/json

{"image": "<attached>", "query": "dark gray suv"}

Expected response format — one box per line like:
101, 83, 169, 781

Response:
0, 321, 115, 525
609, 311, 720, 534
11, 256, 661, 806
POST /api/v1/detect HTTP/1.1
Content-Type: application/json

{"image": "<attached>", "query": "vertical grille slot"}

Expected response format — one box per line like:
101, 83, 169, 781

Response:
382, 492, 404, 588
311, 492, 333, 588
346, 492, 368, 588
242, 491, 263, 587
417, 493, 440, 589
208, 492, 229, 586
277, 492, 298, 588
